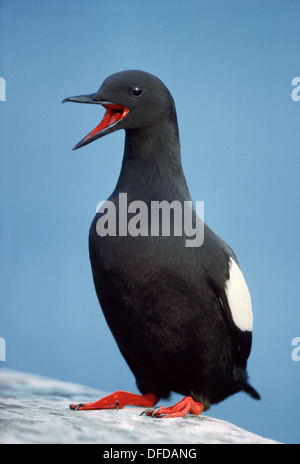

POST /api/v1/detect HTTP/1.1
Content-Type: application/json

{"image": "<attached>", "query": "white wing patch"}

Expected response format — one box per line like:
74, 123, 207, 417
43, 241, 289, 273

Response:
225, 257, 253, 332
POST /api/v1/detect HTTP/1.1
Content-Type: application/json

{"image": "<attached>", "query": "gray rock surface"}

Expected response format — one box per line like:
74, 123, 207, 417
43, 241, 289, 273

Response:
0, 369, 279, 444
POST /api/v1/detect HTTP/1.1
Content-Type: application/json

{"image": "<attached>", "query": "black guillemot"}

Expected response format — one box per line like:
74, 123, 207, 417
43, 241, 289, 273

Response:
63, 70, 260, 418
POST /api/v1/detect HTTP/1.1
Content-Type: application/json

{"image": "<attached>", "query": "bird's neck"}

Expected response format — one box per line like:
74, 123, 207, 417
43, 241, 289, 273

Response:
124, 119, 181, 161
113, 121, 191, 200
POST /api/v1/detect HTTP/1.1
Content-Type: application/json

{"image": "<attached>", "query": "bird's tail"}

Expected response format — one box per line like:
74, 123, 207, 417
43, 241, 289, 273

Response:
234, 365, 261, 400
243, 382, 261, 400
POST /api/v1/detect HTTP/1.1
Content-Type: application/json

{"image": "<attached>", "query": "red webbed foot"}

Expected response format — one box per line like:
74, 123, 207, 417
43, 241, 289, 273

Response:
69, 391, 158, 411
141, 396, 204, 418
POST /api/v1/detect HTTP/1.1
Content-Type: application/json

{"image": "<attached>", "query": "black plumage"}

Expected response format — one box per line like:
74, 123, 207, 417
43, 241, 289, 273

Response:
63, 70, 260, 415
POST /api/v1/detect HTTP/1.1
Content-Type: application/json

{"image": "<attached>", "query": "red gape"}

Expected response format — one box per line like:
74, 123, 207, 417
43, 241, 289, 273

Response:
82, 104, 129, 143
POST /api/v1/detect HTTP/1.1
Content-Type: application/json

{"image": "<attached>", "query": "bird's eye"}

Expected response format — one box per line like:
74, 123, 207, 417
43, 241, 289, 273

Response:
131, 86, 143, 97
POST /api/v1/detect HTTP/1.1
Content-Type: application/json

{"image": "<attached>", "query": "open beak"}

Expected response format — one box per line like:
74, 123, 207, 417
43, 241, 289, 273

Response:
62, 93, 129, 150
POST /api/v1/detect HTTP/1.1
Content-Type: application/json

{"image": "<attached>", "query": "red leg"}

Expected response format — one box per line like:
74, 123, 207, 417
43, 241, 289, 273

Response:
69, 391, 159, 411
143, 396, 204, 418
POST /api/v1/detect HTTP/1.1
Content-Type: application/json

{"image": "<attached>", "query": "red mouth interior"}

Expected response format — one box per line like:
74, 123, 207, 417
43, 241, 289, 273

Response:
83, 104, 129, 142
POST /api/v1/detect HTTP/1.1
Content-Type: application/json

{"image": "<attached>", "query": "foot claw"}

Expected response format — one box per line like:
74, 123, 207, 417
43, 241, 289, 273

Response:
75, 403, 85, 411
140, 408, 153, 416
69, 403, 85, 411
151, 406, 162, 417
140, 405, 166, 418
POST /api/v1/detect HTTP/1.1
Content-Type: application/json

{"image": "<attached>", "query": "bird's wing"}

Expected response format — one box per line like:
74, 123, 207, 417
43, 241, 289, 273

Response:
213, 255, 253, 368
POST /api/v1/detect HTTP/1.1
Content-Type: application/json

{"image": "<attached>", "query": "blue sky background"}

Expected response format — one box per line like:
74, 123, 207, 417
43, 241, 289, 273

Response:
0, 0, 299, 444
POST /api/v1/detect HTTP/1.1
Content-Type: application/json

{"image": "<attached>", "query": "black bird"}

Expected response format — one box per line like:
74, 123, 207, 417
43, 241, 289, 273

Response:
63, 70, 260, 418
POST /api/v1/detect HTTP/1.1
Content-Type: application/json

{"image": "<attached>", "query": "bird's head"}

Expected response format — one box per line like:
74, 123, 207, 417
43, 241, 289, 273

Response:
62, 70, 176, 150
